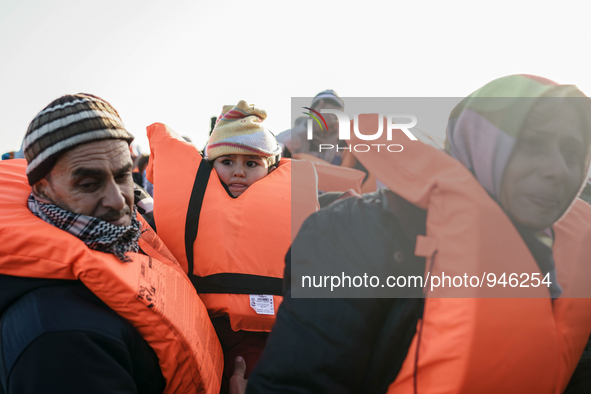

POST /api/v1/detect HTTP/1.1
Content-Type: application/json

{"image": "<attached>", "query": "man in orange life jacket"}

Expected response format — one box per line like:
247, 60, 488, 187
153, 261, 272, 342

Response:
245, 75, 591, 393
0, 94, 166, 394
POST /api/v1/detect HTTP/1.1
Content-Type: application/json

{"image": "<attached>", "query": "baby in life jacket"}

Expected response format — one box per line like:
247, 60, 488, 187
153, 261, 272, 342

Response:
205, 100, 281, 197
204, 100, 283, 393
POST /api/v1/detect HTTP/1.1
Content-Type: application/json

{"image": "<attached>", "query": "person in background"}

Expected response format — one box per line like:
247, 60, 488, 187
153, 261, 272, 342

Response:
2, 137, 26, 160
133, 154, 155, 197
276, 89, 346, 165
133, 154, 150, 187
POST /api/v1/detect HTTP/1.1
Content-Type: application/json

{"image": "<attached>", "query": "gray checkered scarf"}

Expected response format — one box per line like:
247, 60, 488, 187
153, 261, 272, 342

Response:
28, 194, 141, 262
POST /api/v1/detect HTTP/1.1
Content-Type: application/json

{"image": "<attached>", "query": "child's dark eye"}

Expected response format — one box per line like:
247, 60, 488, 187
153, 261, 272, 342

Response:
222, 159, 232, 166
246, 161, 258, 168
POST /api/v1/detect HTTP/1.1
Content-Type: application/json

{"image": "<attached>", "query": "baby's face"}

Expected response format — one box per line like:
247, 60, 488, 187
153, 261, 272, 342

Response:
213, 154, 272, 197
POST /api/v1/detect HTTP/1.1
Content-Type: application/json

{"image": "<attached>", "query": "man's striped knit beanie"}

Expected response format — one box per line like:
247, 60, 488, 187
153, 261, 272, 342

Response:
23, 93, 134, 185
205, 100, 281, 165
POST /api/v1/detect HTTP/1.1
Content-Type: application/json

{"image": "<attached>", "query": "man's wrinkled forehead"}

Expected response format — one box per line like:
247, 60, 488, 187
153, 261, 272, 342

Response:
70, 162, 134, 180
53, 139, 133, 178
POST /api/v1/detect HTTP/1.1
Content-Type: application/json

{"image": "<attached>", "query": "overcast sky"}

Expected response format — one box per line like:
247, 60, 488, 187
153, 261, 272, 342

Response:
1, 0, 590, 153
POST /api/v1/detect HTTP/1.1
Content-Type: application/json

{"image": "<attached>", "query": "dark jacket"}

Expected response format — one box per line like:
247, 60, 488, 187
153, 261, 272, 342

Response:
247, 189, 427, 394
0, 275, 166, 394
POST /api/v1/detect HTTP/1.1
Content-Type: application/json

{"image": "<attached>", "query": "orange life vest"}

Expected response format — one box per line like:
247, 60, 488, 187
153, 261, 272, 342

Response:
341, 150, 378, 193
147, 123, 319, 332
348, 114, 591, 393
0, 159, 223, 394
292, 152, 366, 193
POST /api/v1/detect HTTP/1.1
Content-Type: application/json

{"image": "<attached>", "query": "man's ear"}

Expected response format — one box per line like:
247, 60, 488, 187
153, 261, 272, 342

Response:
32, 179, 54, 204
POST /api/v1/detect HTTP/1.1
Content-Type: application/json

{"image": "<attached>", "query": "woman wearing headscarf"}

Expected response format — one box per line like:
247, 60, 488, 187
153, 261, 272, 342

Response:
445, 74, 591, 299
245, 75, 591, 394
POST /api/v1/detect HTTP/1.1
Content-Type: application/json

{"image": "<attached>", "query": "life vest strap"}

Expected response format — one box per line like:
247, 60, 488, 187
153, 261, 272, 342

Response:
188, 273, 283, 296
185, 157, 212, 275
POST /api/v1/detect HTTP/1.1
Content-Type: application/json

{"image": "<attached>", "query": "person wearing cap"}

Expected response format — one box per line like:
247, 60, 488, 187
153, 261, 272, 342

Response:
145, 100, 312, 394
204, 100, 281, 392
0, 94, 167, 394
276, 89, 347, 165
205, 100, 282, 197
